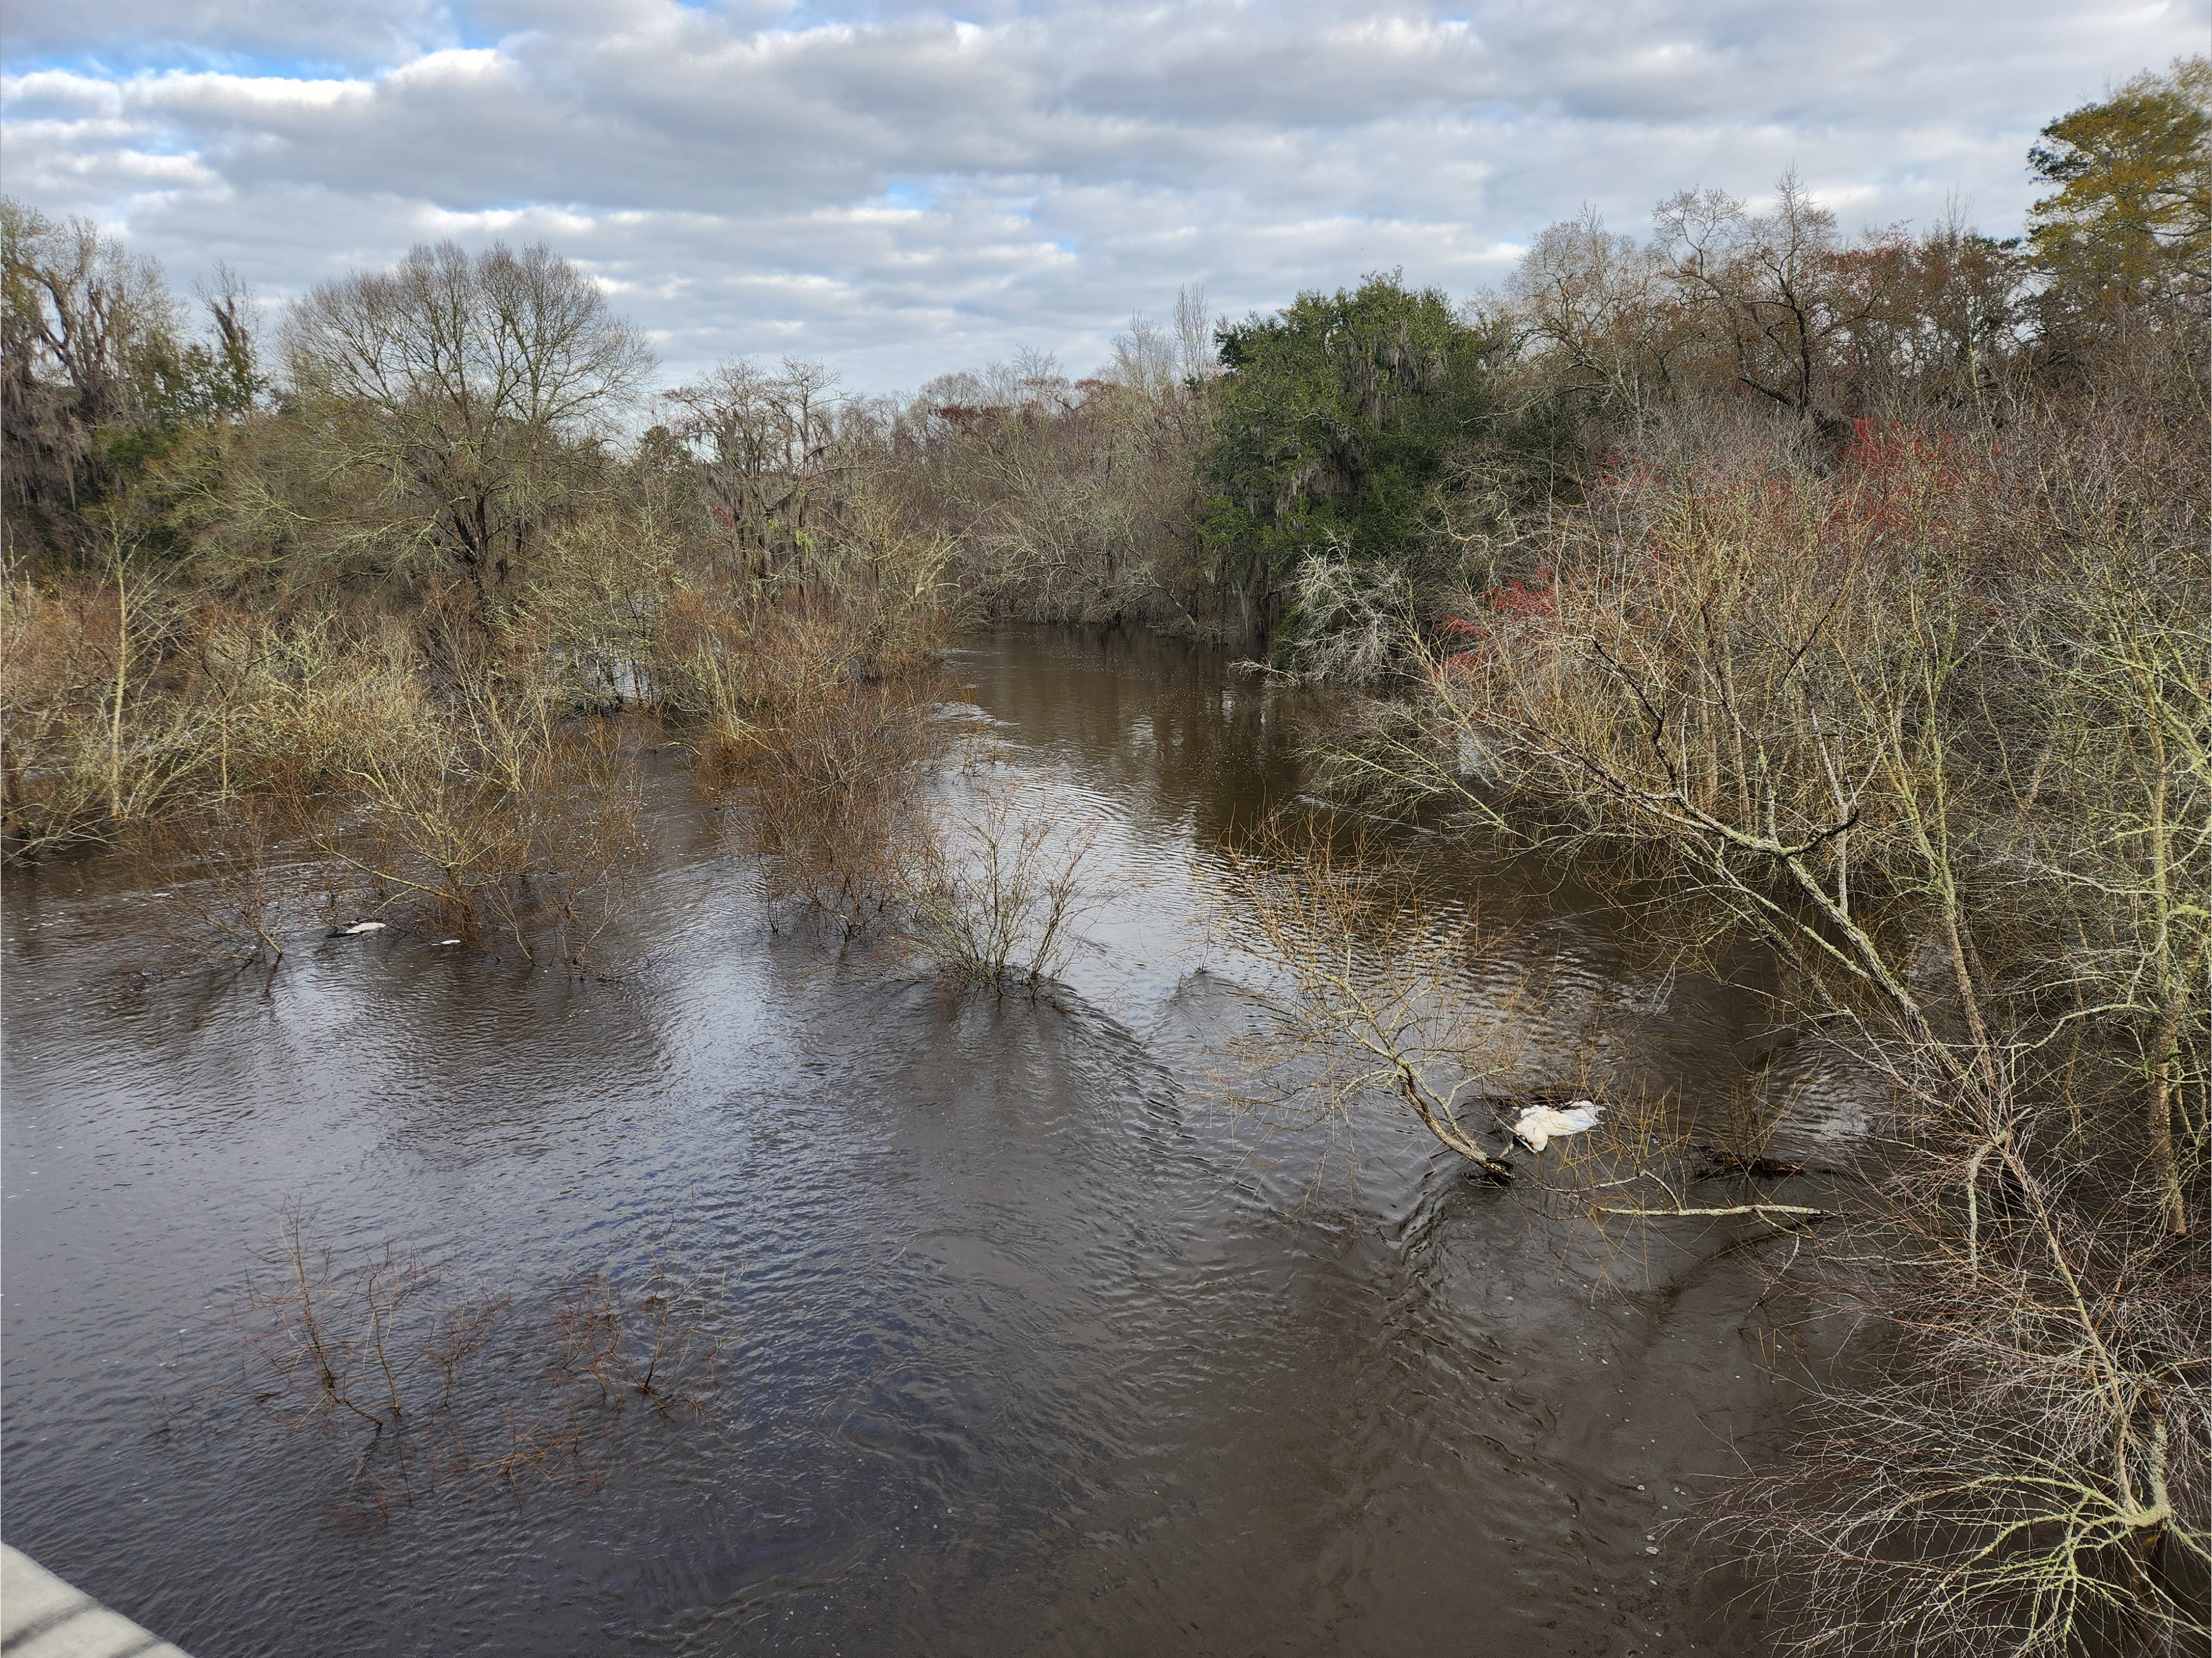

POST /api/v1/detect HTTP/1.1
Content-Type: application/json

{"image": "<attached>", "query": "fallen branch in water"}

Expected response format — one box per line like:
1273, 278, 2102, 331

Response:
1598, 1203, 1828, 1221
1692, 1147, 1806, 1179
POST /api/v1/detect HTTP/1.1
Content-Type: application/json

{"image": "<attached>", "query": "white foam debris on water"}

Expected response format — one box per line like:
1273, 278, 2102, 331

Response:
1511, 1099, 1602, 1152
342, 921, 387, 935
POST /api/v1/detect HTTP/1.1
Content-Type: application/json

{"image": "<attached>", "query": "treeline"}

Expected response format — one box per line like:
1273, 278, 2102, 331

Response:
5, 59, 2200, 665
1213, 62, 2204, 669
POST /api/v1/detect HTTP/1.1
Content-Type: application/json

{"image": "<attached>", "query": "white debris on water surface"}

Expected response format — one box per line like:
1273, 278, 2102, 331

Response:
341, 921, 387, 936
1510, 1099, 1602, 1152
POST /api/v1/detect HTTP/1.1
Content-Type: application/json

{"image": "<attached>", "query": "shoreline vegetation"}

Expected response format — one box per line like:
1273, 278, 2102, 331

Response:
6, 56, 2206, 1655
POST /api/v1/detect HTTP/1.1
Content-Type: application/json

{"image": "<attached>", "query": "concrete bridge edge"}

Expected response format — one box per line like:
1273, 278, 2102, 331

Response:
1, 1543, 193, 1658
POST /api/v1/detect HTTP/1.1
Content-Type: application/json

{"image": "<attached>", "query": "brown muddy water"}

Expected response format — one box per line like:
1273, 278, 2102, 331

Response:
2, 628, 1860, 1656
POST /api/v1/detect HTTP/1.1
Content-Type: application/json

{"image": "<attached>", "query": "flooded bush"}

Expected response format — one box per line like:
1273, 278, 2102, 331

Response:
175, 1216, 728, 1529
1, 573, 207, 852
321, 690, 648, 964
143, 795, 317, 961
905, 785, 1099, 993
680, 599, 948, 938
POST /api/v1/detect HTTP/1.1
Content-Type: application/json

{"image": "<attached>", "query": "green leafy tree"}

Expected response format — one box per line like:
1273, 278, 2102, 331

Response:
1199, 274, 1496, 644
2028, 55, 2210, 313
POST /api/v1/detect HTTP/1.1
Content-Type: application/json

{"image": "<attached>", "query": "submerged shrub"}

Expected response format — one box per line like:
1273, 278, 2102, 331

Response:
905, 785, 1098, 993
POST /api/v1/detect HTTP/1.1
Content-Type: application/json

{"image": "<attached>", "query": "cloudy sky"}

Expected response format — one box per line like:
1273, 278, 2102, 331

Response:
2, 1, 2202, 390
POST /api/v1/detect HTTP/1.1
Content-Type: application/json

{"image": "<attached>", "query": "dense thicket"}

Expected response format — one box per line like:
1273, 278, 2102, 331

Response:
1310, 59, 2208, 1656
0, 232, 952, 959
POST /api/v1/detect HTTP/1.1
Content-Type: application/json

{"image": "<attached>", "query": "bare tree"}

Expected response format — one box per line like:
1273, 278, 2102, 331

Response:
1505, 206, 1686, 426
661, 357, 847, 587
1655, 171, 1872, 430
284, 240, 652, 609
1173, 282, 1220, 386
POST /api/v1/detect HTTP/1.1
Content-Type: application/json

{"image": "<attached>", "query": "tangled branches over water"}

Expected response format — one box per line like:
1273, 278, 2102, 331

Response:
1318, 377, 2210, 1647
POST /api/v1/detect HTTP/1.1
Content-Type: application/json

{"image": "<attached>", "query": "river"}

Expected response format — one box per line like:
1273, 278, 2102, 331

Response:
2, 627, 1847, 1656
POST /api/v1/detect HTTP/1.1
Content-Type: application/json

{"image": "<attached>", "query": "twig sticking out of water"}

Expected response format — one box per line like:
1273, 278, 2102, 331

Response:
175, 1211, 731, 1528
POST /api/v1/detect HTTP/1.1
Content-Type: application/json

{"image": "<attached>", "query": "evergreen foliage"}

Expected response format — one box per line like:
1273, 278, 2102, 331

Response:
2028, 55, 2210, 313
1198, 274, 1501, 639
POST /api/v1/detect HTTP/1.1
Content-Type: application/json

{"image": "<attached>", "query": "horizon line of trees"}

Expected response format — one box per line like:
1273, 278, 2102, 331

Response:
2, 54, 2200, 643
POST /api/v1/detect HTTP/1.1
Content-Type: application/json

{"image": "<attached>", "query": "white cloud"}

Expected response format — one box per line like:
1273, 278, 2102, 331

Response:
1, 0, 2202, 390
